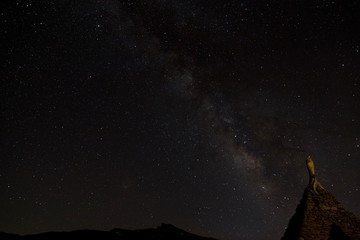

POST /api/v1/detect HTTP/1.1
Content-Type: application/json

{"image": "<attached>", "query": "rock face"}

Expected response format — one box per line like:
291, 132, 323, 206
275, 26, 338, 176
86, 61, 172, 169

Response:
282, 157, 360, 240
0, 224, 219, 240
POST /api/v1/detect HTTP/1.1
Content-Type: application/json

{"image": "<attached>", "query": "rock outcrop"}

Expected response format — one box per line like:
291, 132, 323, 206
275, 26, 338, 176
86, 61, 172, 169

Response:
282, 156, 360, 240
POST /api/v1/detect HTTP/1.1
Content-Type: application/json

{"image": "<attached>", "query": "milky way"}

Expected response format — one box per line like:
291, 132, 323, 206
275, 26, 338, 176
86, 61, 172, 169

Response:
2, 1, 360, 240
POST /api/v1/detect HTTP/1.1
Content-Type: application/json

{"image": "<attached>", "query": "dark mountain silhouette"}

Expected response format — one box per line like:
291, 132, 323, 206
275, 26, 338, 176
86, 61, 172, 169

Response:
282, 156, 360, 240
0, 224, 219, 240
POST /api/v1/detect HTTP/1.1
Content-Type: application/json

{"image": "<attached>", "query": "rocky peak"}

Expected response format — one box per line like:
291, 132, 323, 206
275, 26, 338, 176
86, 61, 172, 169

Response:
282, 156, 360, 240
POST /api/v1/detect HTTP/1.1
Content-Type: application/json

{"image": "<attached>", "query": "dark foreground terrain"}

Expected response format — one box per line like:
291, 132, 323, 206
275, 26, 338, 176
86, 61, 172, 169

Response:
0, 224, 218, 240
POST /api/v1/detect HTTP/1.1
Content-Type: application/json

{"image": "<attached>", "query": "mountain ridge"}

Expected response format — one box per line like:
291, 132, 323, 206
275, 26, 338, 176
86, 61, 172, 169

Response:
0, 223, 219, 240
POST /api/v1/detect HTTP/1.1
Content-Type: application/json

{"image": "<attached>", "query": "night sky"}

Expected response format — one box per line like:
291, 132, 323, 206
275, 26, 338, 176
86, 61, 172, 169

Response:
2, 1, 360, 240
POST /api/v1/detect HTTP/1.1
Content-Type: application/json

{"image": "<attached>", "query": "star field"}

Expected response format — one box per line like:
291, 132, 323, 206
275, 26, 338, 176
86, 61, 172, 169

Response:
2, 1, 360, 240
